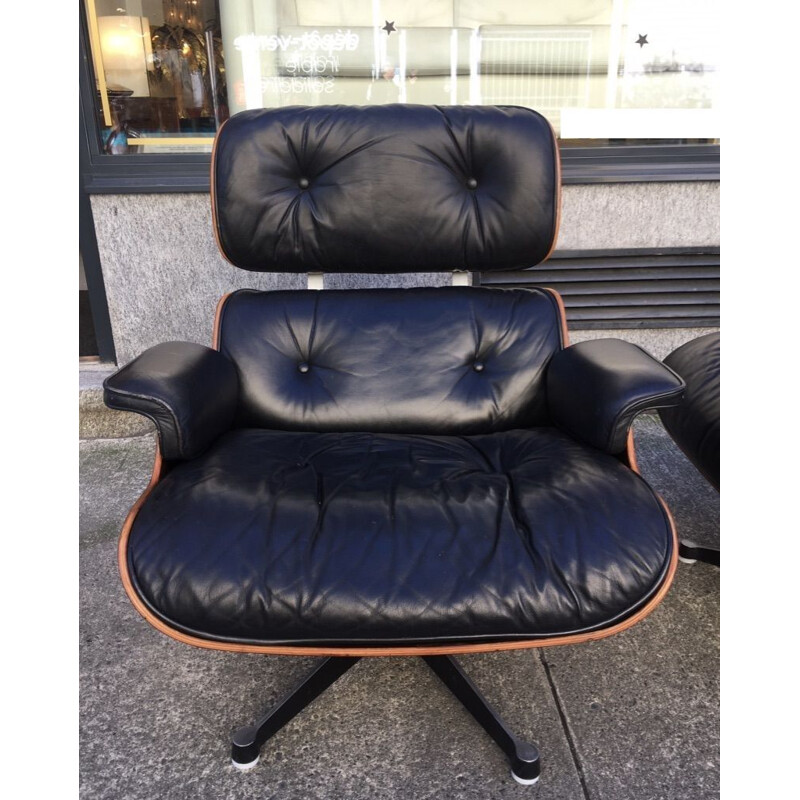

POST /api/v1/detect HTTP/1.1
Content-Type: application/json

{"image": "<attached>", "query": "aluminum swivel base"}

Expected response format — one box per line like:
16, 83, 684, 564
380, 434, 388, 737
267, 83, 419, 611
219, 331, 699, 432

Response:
231, 654, 541, 784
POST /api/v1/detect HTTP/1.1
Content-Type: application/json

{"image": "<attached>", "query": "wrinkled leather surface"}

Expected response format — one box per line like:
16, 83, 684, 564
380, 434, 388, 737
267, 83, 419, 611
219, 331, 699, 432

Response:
659, 333, 720, 489
129, 427, 673, 646
547, 339, 685, 454
103, 342, 239, 460
219, 287, 563, 434
212, 105, 558, 273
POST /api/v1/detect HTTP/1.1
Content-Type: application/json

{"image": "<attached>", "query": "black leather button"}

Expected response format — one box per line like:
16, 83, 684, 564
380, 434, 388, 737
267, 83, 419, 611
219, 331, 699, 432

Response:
466, 178, 478, 189
298, 362, 310, 373
473, 361, 485, 372
298, 177, 309, 189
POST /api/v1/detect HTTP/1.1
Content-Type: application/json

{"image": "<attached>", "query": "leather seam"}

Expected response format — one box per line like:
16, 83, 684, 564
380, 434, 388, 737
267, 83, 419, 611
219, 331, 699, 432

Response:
126, 540, 674, 647
105, 384, 184, 455
602, 344, 686, 452
606, 384, 686, 453
106, 402, 164, 452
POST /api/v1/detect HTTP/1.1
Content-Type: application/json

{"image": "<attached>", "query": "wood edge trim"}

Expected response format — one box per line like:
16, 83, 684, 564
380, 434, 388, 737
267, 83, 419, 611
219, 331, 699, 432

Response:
211, 292, 233, 351
541, 118, 562, 264
209, 117, 236, 268
118, 441, 166, 632
541, 287, 570, 347
117, 444, 679, 658
625, 429, 640, 473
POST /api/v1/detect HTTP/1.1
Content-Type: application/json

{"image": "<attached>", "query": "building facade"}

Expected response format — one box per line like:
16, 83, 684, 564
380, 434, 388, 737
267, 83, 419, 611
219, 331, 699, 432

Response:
79, 0, 719, 365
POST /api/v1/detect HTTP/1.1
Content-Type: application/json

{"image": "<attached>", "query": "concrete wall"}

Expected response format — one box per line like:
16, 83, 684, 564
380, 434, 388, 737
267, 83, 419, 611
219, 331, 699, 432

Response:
558, 182, 719, 250
91, 181, 719, 365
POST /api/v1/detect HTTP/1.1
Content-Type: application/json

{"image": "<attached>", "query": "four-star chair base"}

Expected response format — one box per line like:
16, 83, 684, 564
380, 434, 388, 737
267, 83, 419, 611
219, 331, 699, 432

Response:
230, 655, 542, 785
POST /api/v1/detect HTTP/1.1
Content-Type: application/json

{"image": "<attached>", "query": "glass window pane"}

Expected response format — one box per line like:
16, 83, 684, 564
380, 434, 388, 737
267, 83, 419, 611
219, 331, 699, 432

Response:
84, 1, 718, 155
85, 0, 228, 154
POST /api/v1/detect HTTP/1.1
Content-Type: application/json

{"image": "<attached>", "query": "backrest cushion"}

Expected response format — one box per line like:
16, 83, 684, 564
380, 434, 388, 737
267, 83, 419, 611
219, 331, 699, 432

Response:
217, 287, 564, 434
211, 105, 559, 273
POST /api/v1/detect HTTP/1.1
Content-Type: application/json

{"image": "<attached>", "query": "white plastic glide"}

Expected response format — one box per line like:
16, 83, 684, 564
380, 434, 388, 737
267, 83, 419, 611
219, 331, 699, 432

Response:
678, 539, 698, 565
451, 270, 471, 286
307, 272, 324, 290
511, 771, 540, 786
231, 756, 260, 771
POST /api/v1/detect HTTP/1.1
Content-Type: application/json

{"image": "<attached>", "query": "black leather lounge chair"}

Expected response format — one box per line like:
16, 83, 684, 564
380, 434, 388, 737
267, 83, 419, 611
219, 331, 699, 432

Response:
658, 332, 720, 566
104, 105, 686, 785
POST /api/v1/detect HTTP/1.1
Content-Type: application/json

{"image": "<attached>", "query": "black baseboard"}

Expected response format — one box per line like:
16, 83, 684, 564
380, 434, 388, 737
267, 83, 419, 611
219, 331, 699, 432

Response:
80, 289, 99, 357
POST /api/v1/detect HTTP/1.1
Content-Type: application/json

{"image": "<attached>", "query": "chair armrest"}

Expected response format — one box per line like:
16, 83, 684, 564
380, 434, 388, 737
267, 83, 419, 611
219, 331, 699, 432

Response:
103, 342, 239, 460
546, 339, 685, 454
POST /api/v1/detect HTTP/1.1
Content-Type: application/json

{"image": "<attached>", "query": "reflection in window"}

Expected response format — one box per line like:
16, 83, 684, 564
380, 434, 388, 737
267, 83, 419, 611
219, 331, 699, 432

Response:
86, 0, 227, 154
85, 1, 718, 154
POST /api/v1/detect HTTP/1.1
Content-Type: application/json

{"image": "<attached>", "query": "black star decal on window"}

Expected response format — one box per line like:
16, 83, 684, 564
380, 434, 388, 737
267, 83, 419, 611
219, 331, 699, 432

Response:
636, 34, 649, 48
382, 21, 396, 36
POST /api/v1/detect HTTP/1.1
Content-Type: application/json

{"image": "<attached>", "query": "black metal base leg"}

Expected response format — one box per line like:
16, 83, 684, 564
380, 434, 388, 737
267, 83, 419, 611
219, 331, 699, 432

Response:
231, 656, 360, 770
423, 655, 541, 785
678, 540, 720, 567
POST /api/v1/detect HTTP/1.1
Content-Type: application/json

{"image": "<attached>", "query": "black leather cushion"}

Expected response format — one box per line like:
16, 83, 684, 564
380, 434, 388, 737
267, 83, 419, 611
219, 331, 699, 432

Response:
218, 287, 563, 434
547, 339, 685, 454
212, 105, 558, 273
103, 342, 239, 461
128, 428, 673, 646
658, 333, 720, 490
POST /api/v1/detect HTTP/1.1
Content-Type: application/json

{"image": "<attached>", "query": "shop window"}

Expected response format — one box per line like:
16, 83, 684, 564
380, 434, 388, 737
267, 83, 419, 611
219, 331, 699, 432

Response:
84, 1, 718, 155
84, 0, 226, 155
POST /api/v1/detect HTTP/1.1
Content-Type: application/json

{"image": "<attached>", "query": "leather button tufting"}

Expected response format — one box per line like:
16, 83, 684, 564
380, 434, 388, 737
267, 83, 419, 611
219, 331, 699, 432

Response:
213, 106, 560, 273
473, 361, 485, 372
298, 177, 310, 189
298, 362, 310, 373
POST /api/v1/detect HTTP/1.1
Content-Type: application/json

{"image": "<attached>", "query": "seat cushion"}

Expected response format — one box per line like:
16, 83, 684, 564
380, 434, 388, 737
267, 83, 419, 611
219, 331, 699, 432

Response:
128, 428, 673, 646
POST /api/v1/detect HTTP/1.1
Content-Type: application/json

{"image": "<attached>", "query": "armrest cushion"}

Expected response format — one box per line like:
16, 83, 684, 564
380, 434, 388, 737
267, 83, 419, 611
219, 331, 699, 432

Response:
103, 342, 239, 460
546, 339, 685, 454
